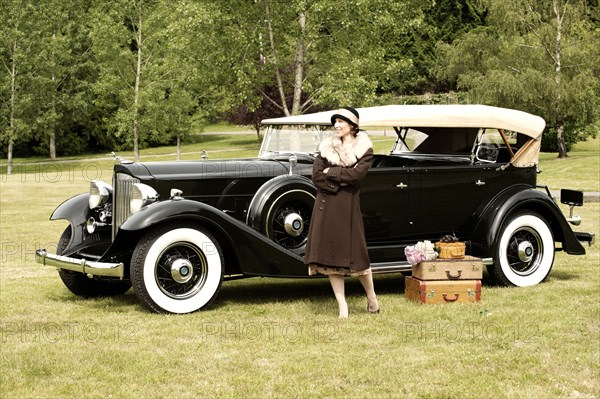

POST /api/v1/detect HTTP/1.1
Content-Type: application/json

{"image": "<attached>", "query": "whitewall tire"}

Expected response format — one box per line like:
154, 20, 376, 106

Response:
491, 211, 555, 287
131, 225, 224, 314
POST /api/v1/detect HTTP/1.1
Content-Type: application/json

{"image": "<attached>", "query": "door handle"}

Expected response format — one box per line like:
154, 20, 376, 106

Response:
396, 182, 408, 189
475, 180, 486, 186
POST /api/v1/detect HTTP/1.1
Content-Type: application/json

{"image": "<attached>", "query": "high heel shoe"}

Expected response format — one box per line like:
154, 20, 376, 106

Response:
367, 302, 380, 314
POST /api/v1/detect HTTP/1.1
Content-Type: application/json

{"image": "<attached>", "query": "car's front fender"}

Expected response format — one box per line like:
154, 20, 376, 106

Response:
50, 192, 89, 223
104, 199, 307, 277
470, 186, 585, 256
47, 193, 90, 252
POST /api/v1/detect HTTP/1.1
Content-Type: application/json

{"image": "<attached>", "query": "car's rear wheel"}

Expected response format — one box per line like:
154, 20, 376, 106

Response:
130, 224, 224, 314
57, 226, 131, 297
489, 211, 555, 286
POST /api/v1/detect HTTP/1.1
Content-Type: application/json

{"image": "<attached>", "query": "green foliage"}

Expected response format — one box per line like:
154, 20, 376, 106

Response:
1, 0, 598, 160
439, 0, 600, 155
389, 0, 487, 94
0, 0, 41, 158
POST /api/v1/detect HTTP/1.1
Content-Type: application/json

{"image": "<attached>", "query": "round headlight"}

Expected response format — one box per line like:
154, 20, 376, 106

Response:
89, 180, 112, 209
130, 183, 159, 214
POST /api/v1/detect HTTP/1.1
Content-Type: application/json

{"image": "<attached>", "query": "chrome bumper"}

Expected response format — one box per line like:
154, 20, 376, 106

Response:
36, 249, 125, 278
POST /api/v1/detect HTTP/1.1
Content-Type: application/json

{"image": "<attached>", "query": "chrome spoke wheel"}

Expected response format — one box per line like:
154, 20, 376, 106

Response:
492, 211, 554, 287
155, 243, 208, 299
269, 200, 312, 251
131, 225, 224, 314
506, 228, 542, 276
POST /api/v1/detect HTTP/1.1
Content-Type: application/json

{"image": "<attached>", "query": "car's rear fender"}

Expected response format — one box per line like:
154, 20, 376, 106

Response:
470, 186, 585, 256
101, 199, 307, 277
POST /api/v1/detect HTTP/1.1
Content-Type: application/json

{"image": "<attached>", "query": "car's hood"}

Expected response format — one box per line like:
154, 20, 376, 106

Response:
114, 158, 290, 181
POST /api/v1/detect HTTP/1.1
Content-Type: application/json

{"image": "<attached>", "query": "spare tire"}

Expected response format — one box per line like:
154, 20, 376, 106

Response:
247, 175, 316, 255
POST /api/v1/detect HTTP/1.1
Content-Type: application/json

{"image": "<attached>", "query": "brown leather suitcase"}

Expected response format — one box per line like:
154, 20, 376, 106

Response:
411, 256, 483, 281
404, 276, 482, 304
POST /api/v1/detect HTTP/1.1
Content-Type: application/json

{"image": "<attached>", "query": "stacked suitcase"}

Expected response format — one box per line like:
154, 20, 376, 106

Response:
404, 253, 483, 304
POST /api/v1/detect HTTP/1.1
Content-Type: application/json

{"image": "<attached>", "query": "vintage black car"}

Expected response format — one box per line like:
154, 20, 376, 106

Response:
36, 105, 594, 313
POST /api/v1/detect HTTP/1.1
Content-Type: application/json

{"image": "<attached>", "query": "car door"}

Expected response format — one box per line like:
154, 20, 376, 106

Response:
412, 162, 494, 238
360, 165, 416, 262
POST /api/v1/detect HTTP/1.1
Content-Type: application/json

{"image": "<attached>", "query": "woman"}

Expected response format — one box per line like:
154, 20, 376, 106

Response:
304, 107, 379, 318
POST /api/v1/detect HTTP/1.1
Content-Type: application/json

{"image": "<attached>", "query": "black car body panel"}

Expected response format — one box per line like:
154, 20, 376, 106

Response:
102, 198, 307, 278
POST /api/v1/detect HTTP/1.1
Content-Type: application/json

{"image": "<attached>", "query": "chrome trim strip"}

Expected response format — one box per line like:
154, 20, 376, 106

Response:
36, 249, 124, 278
371, 258, 495, 271
370, 261, 412, 274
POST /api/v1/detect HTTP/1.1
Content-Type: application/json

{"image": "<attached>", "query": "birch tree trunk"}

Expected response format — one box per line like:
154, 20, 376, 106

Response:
7, 40, 17, 175
49, 132, 56, 160
264, 0, 291, 116
133, 11, 143, 162
553, 0, 568, 159
291, 11, 306, 116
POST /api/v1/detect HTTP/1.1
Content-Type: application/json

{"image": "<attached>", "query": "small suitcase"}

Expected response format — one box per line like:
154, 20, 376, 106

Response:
404, 276, 481, 304
411, 256, 483, 281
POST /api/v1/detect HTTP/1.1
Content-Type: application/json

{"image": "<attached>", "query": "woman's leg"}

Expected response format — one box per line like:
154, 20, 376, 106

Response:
328, 274, 348, 318
357, 270, 379, 313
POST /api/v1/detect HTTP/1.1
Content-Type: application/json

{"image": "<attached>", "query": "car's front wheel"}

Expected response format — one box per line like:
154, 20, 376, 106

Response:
130, 224, 224, 314
489, 211, 555, 286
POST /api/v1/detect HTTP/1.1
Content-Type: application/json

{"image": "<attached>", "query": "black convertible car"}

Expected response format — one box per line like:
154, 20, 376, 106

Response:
36, 105, 594, 313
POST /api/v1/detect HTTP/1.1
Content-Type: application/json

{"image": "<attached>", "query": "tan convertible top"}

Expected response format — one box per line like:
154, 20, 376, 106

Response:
261, 104, 545, 167
261, 104, 546, 139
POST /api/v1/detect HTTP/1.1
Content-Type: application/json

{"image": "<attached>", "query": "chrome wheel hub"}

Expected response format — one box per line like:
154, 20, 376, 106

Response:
517, 241, 534, 263
284, 213, 304, 237
171, 258, 194, 284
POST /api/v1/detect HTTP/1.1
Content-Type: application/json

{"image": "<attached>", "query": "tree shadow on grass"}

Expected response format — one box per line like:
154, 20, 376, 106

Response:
49, 289, 141, 312
213, 274, 406, 308
479, 266, 579, 287
48, 274, 407, 313
545, 269, 579, 281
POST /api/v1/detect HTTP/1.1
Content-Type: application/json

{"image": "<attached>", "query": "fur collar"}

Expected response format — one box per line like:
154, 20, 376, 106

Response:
318, 131, 373, 167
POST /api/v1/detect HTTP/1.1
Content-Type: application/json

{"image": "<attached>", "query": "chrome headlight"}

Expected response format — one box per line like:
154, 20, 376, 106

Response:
130, 183, 159, 214
89, 180, 112, 209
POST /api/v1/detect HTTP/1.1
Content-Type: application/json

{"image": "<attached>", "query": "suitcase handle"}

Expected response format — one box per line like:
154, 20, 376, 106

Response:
445, 269, 463, 279
442, 293, 459, 302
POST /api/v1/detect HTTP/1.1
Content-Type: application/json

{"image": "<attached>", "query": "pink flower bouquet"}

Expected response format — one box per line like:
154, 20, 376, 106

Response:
404, 240, 438, 266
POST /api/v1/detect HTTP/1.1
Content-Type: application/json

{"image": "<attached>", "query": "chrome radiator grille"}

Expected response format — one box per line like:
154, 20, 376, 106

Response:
112, 173, 140, 240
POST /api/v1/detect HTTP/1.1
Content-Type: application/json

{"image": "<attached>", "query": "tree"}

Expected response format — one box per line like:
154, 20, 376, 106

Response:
391, 0, 486, 94
31, 0, 96, 160
438, 0, 599, 157
91, 0, 165, 162
226, 0, 427, 118
91, 0, 226, 161
0, 0, 39, 173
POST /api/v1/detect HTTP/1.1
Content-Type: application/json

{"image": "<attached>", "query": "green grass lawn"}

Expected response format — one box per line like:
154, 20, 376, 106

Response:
538, 136, 600, 192
1, 134, 598, 398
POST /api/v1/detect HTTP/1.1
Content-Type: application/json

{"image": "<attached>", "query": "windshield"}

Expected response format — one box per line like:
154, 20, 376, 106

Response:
259, 125, 335, 157
259, 124, 525, 162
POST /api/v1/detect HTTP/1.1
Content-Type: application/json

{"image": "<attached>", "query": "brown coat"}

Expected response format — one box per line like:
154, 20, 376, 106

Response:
304, 132, 373, 272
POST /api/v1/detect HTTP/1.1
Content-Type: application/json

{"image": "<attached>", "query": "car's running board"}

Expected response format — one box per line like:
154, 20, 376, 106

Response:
370, 257, 494, 274
370, 262, 412, 274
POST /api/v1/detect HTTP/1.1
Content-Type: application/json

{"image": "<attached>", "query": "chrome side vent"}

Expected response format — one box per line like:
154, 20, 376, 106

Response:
112, 173, 140, 240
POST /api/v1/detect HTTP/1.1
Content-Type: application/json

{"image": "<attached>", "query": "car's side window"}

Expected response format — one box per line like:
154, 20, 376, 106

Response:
475, 129, 518, 163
